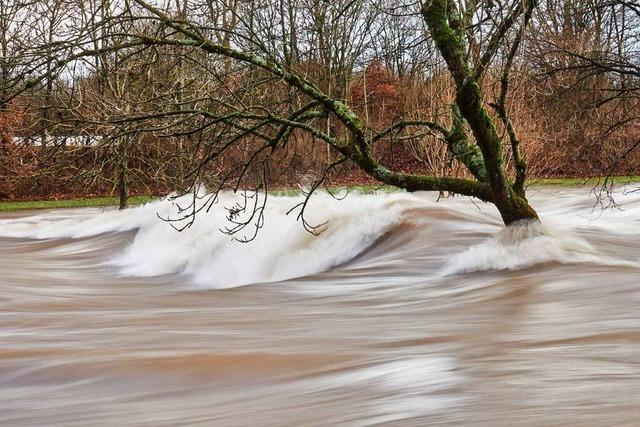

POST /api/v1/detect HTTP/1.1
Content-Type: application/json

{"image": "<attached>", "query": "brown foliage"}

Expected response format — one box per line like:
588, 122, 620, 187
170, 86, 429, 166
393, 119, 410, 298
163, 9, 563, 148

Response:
3, 60, 640, 202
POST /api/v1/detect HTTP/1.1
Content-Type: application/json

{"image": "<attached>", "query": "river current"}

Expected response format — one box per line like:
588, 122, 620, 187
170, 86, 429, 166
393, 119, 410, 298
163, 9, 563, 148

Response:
1, 187, 640, 426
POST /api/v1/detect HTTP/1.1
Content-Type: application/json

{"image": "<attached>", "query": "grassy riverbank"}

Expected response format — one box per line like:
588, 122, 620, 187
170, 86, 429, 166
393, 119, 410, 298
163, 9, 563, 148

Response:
531, 176, 640, 186
0, 196, 156, 212
2, 176, 639, 211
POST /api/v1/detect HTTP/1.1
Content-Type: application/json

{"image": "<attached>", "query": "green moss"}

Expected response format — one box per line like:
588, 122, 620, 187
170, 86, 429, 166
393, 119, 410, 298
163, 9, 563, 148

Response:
446, 109, 488, 182
422, 0, 471, 80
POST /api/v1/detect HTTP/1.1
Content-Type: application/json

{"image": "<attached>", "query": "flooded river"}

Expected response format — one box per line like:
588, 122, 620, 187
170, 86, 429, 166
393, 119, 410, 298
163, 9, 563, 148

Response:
1, 187, 640, 426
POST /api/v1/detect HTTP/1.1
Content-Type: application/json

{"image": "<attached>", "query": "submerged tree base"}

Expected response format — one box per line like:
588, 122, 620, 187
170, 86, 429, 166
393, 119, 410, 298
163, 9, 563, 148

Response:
496, 195, 539, 225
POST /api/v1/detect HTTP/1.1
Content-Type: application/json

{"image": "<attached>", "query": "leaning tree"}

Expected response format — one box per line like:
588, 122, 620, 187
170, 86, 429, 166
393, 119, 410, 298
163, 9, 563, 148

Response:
8, 0, 542, 228
121, 0, 540, 225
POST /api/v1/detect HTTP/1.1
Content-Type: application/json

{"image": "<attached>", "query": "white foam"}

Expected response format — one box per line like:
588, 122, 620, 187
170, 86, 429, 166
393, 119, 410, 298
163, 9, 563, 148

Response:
441, 220, 638, 275
0, 190, 424, 288
2, 187, 640, 286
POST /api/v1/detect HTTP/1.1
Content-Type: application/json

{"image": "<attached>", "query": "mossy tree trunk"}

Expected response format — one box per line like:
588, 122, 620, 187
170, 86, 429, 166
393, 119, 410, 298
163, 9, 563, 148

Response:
422, 0, 538, 224
125, 0, 540, 226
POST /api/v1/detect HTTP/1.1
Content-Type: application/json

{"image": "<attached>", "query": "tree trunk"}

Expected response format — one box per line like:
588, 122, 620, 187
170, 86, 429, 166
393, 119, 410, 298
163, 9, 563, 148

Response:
422, 0, 539, 226
457, 80, 539, 225
117, 143, 128, 210
118, 166, 128, 210
492, 186, 538, 225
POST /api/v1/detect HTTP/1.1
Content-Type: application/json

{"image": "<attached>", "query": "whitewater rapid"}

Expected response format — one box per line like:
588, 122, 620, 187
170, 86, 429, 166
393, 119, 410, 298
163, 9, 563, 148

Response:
1, 187, 639, 288
0, 191, 426, 288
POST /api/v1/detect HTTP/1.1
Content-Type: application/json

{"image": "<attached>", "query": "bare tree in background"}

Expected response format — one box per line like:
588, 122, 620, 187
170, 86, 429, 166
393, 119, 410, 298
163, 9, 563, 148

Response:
533, 0, 640, 199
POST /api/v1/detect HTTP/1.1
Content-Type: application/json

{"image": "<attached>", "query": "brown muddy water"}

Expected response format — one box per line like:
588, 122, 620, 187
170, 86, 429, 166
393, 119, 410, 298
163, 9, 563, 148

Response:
1, 188, 640, 426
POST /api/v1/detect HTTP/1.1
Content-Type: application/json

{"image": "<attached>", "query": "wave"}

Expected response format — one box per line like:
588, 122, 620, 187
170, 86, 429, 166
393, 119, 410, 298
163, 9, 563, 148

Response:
0, 190, 427, 288
441, 219, 639, 275
2, 187, 639, 287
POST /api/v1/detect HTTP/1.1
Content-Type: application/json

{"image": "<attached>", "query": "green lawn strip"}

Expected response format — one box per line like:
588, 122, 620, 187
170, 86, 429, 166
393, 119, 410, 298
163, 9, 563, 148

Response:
532, 176, 640, 187
0, 195, 156, 212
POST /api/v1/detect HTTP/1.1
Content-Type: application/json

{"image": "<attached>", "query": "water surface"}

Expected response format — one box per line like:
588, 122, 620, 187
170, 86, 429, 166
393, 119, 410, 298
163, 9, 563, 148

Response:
1, 188, 640, 426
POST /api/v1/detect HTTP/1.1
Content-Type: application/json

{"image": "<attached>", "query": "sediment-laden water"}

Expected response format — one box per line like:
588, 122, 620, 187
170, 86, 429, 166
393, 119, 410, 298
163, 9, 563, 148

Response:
1, 187, 640, 426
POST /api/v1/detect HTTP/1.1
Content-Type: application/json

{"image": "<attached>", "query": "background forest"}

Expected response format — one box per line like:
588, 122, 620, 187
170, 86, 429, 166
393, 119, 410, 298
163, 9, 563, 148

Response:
0, 0, 639, 203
